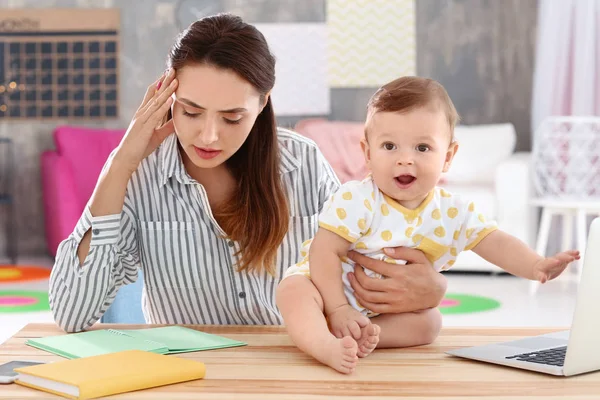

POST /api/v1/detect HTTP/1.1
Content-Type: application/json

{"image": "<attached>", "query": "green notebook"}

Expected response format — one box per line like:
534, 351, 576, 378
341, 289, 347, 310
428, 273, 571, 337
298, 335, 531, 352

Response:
121, 326, 246, 354
26, 326, 246, 359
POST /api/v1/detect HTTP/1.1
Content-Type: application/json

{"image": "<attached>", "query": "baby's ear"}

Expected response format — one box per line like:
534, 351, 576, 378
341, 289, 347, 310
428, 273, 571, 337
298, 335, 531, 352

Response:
361, 138, 371, 167
442, 141, 459, 173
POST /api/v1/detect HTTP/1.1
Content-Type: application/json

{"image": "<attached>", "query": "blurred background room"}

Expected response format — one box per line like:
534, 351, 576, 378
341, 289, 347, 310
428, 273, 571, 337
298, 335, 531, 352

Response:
0, 0, 599, 343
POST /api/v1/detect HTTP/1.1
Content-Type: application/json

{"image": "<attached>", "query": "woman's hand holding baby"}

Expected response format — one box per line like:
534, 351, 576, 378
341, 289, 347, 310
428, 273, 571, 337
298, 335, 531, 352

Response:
347, 247, 447, 314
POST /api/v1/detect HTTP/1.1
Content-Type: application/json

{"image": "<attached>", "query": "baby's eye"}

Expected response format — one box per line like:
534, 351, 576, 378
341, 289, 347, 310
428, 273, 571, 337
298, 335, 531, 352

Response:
416, 144, 430, 152
383, 142, 396, 151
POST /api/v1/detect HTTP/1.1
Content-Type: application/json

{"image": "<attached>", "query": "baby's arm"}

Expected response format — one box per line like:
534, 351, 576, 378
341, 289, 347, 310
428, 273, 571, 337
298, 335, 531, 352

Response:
472, 230, 579, 282
309, 228, 369, 338
310, 228, 351, 312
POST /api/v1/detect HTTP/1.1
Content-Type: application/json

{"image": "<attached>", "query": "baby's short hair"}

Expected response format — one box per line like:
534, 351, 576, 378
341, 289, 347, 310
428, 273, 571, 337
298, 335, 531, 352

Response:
367, 76, 460, 134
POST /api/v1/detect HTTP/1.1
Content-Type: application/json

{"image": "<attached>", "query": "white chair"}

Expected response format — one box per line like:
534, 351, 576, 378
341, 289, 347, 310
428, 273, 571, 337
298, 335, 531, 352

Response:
530, 117, 600, 293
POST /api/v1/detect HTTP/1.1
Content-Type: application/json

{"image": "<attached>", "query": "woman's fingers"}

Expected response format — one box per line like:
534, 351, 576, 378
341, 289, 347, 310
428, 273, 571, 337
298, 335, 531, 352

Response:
140, 78, 178, 124
138, 73, 165, 112
139, 69, 176, 114
146, 96, 173, 129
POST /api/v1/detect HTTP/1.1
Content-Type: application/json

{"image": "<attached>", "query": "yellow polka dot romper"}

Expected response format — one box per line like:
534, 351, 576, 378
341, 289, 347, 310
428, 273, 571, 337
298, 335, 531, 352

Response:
282, 176, 498, 316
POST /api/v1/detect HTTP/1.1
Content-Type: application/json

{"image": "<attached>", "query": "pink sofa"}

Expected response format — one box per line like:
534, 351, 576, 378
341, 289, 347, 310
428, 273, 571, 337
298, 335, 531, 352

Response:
41, 126, 125, 256
294, 118, 367, 183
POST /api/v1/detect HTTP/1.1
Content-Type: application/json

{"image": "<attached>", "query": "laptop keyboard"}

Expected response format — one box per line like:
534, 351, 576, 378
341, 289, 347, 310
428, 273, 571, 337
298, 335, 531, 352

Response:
505, 346, 566, 367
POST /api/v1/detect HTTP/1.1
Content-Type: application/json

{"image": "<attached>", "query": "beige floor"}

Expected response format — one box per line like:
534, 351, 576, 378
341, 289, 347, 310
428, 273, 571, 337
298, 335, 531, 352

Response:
443, 272, 578, 327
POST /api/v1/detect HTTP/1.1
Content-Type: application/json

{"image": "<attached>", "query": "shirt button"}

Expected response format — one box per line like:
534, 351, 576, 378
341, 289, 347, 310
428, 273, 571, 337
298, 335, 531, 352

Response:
238, 291, 246, 299
92, 229, 100, 235
228, 241, 235, 247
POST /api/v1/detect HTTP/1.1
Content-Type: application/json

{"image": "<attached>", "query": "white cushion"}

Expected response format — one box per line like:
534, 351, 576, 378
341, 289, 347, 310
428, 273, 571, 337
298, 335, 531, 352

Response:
443, 123, 517, 184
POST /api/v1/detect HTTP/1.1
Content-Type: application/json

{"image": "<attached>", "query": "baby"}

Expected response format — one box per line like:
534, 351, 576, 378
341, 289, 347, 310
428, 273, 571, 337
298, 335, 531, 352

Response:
276, 76, 580, 374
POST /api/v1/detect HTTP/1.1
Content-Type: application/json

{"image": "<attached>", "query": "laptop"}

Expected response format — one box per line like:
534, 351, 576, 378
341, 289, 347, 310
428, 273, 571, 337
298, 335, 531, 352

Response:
446, 217, 600, 376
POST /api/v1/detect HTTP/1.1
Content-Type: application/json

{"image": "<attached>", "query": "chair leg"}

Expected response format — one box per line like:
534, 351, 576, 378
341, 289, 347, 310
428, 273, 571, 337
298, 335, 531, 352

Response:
576, 209, 587, 281
562, 210, 574, 251
536, 207, 553, 256
531, 207, 553, 294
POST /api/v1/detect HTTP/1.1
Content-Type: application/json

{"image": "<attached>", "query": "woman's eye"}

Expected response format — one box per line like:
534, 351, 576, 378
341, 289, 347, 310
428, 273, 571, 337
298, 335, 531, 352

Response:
182, 110, 200, 118
224, 118, 242, 125
417, 144, 430, 152
383, 143, 396, 151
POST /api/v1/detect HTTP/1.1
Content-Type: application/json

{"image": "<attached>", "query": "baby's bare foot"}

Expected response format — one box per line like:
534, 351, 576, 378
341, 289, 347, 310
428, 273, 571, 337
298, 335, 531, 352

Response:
322, 336, 358, 374
357, 323, 380, 358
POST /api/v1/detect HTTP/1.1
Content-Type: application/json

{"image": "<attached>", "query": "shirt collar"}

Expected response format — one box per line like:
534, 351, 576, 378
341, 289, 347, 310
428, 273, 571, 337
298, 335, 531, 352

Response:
278, 141, 302, 174
157, 134, 191, 186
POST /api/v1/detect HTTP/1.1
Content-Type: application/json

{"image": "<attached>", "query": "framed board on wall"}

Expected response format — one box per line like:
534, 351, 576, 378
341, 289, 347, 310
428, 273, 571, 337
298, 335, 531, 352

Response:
0, 9, 120, 120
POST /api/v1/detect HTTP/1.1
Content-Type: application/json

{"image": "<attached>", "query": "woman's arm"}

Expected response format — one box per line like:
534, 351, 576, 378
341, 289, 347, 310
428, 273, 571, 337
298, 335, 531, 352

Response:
50, 72, 177, 332
76, 158, 133, 265
347, 247, 447, 314
49, 161, 141, 333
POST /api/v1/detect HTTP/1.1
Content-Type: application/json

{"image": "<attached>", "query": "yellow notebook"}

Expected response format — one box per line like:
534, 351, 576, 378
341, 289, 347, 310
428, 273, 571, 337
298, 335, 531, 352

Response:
14, 350, 206, 400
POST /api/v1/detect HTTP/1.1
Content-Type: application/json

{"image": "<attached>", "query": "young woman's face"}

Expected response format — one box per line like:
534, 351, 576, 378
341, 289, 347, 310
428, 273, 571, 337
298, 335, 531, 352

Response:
172, 64, 266, 169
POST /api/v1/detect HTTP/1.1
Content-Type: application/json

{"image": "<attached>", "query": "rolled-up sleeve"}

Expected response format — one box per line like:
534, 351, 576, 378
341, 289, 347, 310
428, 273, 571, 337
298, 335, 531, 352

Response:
49, 199, 140, 332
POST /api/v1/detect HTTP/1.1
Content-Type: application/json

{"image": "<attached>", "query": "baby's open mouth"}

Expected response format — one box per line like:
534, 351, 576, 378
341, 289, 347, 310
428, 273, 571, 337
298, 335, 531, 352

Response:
395, 175, 416, 185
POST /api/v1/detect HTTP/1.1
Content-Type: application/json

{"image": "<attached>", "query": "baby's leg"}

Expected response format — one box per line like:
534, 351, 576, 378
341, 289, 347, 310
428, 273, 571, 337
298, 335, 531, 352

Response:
276, 275, 358, 374
370, 307, 442, 348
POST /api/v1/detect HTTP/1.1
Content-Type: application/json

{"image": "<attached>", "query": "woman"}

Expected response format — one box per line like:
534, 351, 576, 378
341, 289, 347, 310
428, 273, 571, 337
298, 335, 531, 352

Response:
49, 14, 447, 332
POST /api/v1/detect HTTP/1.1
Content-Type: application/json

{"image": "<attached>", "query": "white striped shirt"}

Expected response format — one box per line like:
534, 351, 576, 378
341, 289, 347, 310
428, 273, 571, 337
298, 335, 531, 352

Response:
49, 129, 340, 332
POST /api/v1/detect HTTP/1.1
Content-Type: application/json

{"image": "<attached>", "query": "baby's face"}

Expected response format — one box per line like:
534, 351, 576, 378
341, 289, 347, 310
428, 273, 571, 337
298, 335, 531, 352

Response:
362, 107, 457, 208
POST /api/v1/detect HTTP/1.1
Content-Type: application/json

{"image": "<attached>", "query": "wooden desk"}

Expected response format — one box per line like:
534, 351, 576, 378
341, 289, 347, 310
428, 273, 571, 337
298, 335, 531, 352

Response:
1, 324, 599, 399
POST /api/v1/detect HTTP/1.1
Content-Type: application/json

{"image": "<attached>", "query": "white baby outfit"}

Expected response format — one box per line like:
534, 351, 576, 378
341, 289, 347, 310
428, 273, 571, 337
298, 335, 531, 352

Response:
283, 175, 497, 316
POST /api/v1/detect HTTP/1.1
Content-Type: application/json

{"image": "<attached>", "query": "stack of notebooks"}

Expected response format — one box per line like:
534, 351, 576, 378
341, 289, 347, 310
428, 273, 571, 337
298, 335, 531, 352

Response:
15, 326, 246, 399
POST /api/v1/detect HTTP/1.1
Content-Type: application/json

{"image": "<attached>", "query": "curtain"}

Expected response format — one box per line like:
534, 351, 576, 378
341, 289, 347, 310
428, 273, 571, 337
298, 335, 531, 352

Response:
531, 0, 600, 140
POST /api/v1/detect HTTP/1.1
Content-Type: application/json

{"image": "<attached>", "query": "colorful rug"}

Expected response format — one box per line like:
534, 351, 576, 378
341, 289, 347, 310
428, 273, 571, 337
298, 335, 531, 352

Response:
440, 293, 501, 315
0, 266, 51, 283
0, 290, 50, 313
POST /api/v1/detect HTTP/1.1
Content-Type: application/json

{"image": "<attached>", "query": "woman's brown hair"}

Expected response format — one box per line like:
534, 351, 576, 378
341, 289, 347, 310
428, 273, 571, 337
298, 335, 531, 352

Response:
167, 14, 288, 274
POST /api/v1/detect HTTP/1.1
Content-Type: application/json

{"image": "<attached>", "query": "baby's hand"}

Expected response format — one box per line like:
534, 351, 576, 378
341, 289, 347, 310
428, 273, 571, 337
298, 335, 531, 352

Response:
533, 250, 580, 283
327, 304, 370, 340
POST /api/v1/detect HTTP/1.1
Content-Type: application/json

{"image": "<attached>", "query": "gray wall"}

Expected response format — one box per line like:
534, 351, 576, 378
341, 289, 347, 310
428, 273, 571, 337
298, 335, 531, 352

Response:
0, 0, 538, 259
417, 0, 538, 152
